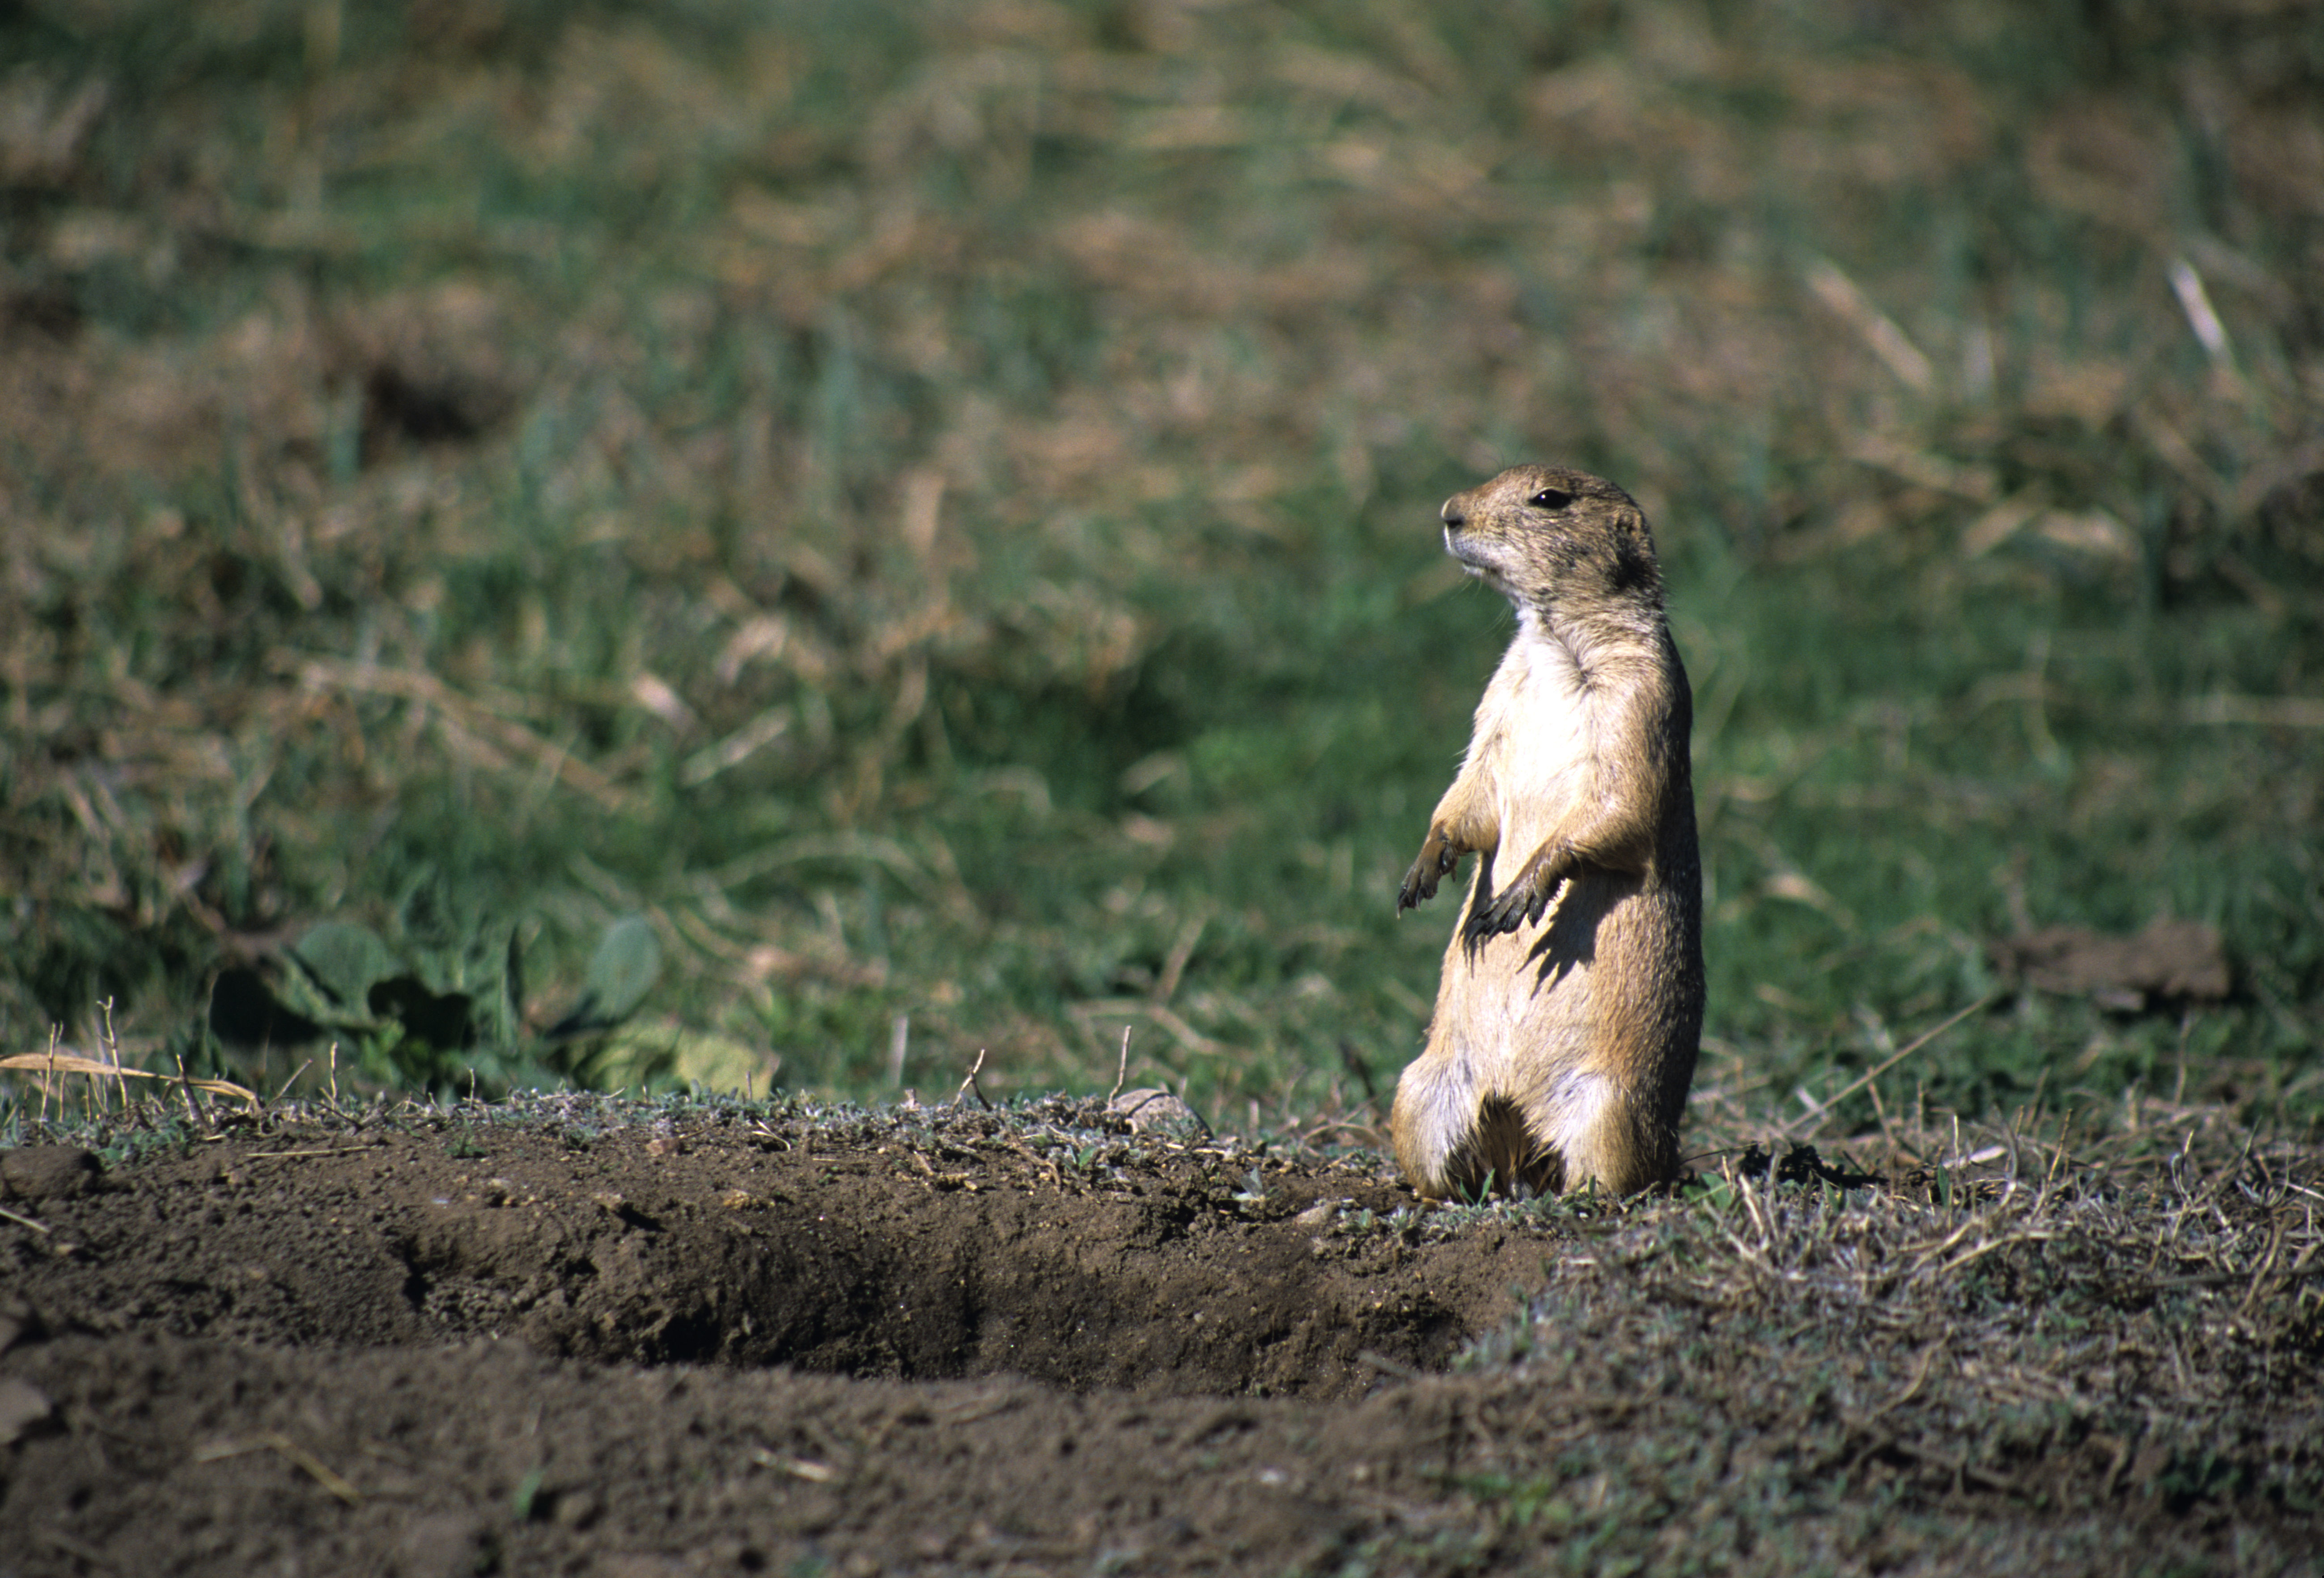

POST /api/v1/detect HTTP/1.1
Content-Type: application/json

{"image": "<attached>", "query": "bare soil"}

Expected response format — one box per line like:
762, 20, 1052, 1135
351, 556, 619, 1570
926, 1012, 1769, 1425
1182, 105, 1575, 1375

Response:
0, 1097, 1537, 1575
1, 1098, 2315, 1576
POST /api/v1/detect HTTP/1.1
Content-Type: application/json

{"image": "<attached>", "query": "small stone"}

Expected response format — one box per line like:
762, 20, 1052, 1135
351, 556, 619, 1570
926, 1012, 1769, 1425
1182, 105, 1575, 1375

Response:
1108, 1088, 1208, 1137
0, 1377, 55, 1447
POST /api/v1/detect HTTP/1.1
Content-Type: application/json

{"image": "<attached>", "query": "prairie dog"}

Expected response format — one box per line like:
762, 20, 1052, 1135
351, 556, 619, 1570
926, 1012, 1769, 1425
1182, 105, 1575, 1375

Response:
1391, 465, 1703, 1199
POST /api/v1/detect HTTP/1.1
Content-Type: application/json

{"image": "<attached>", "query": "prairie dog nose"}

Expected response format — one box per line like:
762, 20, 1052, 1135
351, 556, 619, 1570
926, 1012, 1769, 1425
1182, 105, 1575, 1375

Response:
1441, 497, 1466, 528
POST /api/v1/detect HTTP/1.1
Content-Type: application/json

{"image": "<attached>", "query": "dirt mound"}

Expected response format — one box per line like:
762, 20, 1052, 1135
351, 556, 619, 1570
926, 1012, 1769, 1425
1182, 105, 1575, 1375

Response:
0, 1096, 1572, 1575
4, 1098, 1525, 1400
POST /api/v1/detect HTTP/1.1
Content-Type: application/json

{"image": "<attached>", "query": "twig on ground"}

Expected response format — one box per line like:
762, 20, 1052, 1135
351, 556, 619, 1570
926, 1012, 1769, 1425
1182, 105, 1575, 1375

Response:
99, 997, 127, 1113
954, 1049, 992, 1111
0, 1203, 51, 1234
1357, 1349, 1423, 1380
269, 1061, 314, 1107
35, 1529, 113, 1570
1778, 995, 1995, 1139
1107, 1027, 1132, 1104
173, 1053, 205, 1129
194, 1433, 360, 1506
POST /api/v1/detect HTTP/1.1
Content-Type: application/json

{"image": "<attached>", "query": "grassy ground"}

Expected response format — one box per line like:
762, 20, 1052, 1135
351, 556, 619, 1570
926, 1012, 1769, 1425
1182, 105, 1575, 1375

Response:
1, 0, 2319, 1149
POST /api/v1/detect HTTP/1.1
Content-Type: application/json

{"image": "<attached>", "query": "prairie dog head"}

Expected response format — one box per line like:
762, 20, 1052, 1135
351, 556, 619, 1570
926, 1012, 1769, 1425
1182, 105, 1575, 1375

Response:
1438, 464, 1665, 625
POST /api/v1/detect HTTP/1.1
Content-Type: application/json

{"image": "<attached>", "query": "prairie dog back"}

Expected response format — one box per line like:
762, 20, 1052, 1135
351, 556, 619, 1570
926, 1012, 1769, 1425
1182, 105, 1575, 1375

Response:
1391, 464, 1703, 1199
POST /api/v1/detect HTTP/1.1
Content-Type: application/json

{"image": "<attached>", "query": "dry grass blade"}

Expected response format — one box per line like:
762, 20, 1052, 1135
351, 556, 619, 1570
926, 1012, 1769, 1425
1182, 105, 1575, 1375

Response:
0, 1053, 259, 1107
193, 1433, 360, 1506
1803, 259, 1935, 392
293, 659, 626, 810
749, 1448, 840, 1483
1777, 996, 1994, 1140
953, 1048, 992, 1110
2181, 694, 2324, 730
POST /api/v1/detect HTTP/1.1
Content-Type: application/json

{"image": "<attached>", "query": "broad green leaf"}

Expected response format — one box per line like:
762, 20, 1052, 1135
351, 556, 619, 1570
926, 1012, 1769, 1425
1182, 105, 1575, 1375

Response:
665, 1028, 779, 1094
588, 1020, 778, 1095
287, 922, 406, 1012
546, 915, 662, 1040
586, 915, 662, 1021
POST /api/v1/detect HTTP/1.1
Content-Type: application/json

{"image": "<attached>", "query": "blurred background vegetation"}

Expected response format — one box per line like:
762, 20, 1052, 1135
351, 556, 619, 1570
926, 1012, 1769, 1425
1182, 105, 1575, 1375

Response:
1, 0, 2318, 1139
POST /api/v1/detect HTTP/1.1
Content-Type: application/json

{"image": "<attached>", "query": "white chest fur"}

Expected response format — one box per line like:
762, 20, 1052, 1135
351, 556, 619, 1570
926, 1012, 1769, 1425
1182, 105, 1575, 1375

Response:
1480, 611, 1595, 850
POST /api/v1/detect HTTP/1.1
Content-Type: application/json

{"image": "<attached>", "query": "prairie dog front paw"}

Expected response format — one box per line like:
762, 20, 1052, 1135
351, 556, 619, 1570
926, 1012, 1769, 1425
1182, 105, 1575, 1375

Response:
1397, 831, 1461, 912
1461, 844, 1570, 947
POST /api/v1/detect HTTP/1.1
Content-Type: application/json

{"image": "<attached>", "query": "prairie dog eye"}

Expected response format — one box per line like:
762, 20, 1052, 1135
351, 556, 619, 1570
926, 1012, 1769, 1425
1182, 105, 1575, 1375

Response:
1529, 488, 1573, 511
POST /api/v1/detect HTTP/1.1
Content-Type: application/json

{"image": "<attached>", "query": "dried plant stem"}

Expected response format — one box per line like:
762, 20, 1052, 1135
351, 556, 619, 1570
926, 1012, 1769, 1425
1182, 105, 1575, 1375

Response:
270, 1060, 314, 1107
1107, 1027, 1132, 1104
0, 1203, 50, 1234
1780, 995, 1995, 1140
954, 1049, 992, 1111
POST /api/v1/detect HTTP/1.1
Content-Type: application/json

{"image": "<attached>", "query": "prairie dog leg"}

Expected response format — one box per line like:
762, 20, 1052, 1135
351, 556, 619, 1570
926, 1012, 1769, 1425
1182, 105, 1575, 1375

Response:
1389, 1053, 1476, 1198
1467, 781, 1658, 946
1398, 770, 1497, 912
1530, 1083, 1676, 1199
1397, 829, 1462, 912
1464, 839, 1574, 946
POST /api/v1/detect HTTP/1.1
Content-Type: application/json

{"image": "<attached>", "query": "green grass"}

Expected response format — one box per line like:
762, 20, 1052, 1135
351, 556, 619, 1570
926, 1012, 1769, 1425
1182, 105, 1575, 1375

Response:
1, 0, 2319, 1140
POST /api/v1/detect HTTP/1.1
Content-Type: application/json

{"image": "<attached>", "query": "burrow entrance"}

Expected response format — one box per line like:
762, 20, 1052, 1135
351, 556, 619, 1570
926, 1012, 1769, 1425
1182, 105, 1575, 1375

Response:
8, 1101, 1554, 1400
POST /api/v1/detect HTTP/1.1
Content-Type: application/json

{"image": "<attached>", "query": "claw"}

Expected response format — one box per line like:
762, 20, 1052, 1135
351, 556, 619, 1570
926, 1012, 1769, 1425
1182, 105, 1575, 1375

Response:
1397, 839, 1460, 913
1460, 893, 1518, 952
1396, 861, 1431, 913
1460, 870, 1566, 948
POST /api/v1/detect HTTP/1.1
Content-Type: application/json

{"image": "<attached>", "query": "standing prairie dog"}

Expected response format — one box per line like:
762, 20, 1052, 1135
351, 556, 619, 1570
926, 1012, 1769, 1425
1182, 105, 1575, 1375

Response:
1391, 464, 1704, 1199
